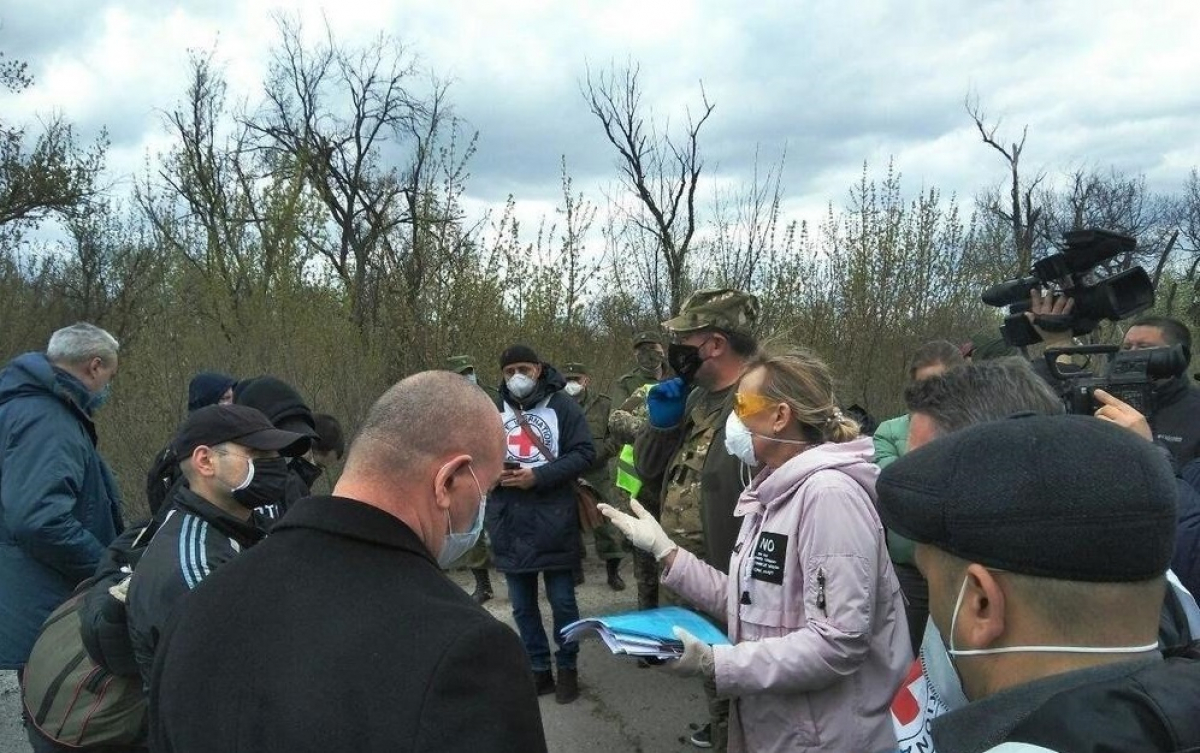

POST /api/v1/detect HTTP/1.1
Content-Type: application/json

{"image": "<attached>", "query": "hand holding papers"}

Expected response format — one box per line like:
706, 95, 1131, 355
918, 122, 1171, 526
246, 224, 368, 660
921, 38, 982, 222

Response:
561, 606, 730, 661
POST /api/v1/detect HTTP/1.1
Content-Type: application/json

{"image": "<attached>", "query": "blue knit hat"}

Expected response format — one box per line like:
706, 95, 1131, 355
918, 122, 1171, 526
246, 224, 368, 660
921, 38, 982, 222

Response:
187, 372, 237, 413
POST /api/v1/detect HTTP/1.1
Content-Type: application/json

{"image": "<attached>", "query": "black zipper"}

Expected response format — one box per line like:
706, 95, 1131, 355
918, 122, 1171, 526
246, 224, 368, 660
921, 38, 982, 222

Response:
816, 569, 827, 616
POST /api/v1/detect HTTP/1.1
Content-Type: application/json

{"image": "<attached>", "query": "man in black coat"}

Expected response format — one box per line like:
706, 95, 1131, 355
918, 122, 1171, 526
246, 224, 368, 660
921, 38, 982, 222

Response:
487, 344, 595, 705
149, 371, 547, 753
879, 415, 1200, 753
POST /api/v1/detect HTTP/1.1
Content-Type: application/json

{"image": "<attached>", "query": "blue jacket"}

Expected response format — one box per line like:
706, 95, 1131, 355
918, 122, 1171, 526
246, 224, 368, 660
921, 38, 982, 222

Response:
0, 352, 123, 668
486, 365, 596, 573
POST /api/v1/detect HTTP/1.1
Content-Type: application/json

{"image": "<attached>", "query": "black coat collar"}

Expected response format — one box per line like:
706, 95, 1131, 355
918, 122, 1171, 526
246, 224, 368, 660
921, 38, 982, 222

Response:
272, 495, 436, 564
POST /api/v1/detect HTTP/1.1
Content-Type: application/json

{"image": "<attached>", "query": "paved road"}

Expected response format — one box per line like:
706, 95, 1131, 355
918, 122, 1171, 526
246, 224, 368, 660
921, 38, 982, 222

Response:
1, 550, 710, 753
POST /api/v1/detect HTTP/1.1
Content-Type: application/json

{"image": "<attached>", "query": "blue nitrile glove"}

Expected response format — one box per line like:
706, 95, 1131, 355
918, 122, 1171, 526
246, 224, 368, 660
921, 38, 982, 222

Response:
647, 377, 687, 429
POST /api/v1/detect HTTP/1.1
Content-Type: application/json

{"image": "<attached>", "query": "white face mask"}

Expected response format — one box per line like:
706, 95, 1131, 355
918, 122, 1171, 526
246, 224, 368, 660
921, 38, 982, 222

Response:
437, 464, 487, 568
464, 373, 478, 386
723, 413, 809, 468
945, 572, 1159, 660
506, 373, 536, 398
724, 413, 759, 466
564, 381, 584, 397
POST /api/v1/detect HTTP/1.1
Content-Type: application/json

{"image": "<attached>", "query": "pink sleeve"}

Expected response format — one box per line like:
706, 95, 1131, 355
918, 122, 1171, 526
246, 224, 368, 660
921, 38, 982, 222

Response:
660, 548, 729, 621
713, 481, 891, 696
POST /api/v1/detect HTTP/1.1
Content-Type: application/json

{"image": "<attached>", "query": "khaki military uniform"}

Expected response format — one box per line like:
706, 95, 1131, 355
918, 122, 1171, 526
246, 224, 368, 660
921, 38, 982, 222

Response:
607, 382, 661, 609
578, 391, 624, 560
638, 288, 760, 753
609, 370, 658, 420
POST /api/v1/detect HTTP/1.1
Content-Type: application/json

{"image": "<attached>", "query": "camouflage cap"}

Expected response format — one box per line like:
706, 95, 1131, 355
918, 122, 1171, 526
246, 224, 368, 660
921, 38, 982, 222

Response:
662, 288, 761, 337
562, 362, 588, 378
445, 355, 475, 374
632, 331, 662, 349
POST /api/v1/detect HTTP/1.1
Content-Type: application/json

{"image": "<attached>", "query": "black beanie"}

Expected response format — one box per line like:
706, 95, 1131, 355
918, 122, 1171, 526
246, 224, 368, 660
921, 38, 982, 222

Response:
500, 345, 540, 368
234, 376, 318, 439
187, 371, 236, 413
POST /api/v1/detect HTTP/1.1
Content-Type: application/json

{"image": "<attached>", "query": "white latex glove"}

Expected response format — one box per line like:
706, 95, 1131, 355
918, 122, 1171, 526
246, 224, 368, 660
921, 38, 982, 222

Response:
597, 499, 677, 561
662, 627, 715, 678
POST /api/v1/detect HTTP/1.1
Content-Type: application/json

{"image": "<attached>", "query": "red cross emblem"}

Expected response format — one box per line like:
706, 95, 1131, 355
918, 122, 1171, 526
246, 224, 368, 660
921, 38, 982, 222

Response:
508, 430, 538, 458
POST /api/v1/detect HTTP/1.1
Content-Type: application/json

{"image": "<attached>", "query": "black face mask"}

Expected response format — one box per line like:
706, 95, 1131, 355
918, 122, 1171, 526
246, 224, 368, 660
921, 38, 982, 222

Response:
668, 342, 705, 386
232, 457, 292, 511
290, 457, 324, 490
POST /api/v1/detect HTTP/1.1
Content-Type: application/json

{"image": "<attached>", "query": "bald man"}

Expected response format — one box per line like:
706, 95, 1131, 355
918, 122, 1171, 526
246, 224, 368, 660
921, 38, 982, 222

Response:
148, 372, 548, 753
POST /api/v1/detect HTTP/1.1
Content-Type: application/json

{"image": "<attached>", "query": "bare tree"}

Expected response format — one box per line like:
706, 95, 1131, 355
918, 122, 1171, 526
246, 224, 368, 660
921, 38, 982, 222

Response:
0, 51, 107, 232
966, 95, 1044, 273
700, 145, 791, 291
583, 61, 714, 315
248, 16, 426, 330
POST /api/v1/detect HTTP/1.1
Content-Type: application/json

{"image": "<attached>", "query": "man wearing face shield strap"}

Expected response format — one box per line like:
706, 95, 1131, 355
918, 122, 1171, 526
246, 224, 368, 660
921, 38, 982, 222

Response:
878, 415, 1200, 753
149, 372, 546, 753
633, 288, 760, 751
126, 404, 309, 687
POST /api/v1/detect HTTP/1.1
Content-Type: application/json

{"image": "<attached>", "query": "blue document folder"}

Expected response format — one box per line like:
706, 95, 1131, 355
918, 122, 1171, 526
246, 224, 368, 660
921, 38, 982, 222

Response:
561, 606, 730, 658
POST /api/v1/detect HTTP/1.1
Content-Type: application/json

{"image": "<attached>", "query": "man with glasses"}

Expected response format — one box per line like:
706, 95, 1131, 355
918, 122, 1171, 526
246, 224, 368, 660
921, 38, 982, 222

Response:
126, 405, 309, 687
633, 288, 760, 751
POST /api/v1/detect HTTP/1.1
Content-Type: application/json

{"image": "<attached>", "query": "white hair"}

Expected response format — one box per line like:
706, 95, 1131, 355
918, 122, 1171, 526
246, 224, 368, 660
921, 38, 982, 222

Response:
46, 323, 120, 366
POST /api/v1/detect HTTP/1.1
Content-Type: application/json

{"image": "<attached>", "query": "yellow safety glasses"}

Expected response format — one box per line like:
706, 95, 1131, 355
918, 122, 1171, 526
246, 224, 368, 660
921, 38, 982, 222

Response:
733, 391, 776, 419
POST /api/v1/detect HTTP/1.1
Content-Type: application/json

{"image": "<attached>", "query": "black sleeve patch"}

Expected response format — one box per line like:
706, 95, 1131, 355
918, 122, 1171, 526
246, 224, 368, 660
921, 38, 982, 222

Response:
749, 532, 787, 584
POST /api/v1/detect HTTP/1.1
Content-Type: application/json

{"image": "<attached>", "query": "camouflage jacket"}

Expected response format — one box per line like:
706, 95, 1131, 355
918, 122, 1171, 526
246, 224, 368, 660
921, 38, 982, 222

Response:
608, 370, 658, 421
633, 384, 746, 572
608, 383, 653, 446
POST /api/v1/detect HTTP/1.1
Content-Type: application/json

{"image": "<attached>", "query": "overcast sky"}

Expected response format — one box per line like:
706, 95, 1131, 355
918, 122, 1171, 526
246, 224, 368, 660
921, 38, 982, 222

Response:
4, 0, 1199, 239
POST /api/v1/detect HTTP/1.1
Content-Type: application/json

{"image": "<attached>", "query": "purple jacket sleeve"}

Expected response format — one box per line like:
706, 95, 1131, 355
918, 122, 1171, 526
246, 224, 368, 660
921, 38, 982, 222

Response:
712, 479, 884, 696
661, 547, 729, 621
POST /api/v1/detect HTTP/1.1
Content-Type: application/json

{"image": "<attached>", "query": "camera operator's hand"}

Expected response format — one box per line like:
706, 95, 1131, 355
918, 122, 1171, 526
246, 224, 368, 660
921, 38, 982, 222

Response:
1026, 289, 1076, 348
1094, 389, 1153, 442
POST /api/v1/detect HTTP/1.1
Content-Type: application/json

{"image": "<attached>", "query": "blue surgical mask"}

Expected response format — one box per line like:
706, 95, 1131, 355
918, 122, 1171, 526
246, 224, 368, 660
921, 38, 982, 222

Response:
90, 382, 113, 411
437, 464, 487, 568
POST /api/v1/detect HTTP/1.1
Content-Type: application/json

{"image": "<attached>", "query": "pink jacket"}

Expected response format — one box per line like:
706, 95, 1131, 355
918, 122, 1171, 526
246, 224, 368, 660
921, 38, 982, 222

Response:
663, 437, 911, 753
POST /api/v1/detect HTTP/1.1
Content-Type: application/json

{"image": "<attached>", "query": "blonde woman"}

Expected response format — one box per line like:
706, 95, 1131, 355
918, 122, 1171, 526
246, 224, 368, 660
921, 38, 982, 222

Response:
602, 347, 911, 753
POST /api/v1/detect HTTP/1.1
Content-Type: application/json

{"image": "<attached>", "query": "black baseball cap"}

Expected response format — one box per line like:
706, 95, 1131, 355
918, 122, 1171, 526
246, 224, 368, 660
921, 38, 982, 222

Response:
172, 404, 311, 459
877, 414, 1177, 582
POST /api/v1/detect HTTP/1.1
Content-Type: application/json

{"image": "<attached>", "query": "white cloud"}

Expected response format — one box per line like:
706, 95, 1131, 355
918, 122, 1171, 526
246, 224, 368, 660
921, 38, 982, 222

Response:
2, 0, 1198, 243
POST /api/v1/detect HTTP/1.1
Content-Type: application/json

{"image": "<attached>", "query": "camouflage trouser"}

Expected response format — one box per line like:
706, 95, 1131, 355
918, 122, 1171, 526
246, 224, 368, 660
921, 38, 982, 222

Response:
590, 519, 624, 561
616, 490, 660, 609
447, 535, 490, 570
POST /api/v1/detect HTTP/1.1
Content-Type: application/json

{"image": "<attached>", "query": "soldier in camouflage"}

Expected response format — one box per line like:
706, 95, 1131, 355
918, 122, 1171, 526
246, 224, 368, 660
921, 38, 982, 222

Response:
633, 288, 760, 752
562, 363, 626, 591
445, 355, 496, 603
609, 331, 668, 412
608, 382, 662, 610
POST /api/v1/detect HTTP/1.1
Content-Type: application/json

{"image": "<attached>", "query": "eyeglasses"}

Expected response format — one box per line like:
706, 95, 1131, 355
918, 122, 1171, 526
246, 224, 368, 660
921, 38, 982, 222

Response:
733, 392, 776, 419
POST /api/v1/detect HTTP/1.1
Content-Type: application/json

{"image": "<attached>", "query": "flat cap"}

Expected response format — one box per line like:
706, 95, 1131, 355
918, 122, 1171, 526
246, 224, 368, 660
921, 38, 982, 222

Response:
877, 414, 1177, 582
662, 288, 760, 337
562, 362, 587, 378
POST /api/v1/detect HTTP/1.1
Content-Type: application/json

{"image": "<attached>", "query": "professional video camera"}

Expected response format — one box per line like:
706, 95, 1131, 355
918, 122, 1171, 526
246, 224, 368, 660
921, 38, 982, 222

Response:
982, 229, 1155, 347
1043, 344, 1188, 415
